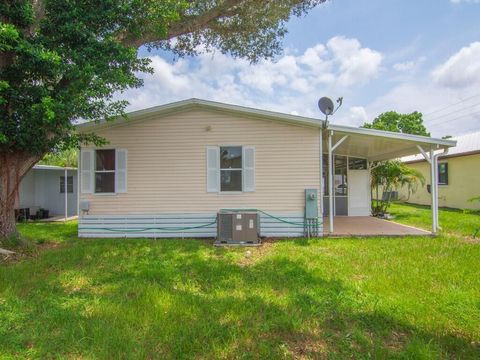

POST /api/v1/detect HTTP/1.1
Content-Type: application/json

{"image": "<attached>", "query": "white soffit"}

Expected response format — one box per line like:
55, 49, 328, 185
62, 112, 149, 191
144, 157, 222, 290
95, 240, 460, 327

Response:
327, 124, 456, 161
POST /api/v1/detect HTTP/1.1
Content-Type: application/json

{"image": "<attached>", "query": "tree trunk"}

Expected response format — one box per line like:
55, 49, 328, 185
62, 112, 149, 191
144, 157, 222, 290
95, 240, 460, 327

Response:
0, 151, 41, 240
0, 201, 16, 239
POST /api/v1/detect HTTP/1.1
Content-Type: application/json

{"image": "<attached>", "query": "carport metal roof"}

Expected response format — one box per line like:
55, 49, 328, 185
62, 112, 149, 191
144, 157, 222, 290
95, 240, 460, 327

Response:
325, 124, 456, 161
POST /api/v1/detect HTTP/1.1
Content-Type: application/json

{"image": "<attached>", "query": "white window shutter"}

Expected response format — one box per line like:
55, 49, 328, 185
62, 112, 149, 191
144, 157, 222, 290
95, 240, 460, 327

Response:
206, 146, 220, 192
116, 149, 128, 193
80, 149, 94, 194
243, 146, 255, 192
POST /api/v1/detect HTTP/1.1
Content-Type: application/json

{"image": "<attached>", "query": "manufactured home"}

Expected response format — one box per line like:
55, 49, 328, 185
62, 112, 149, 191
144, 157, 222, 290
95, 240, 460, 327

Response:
77, 99, 456, 238
399, 131, 480, 210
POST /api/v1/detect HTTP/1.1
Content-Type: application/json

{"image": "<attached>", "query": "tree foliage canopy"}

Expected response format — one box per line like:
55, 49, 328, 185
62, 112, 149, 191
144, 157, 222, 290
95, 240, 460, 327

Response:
363, 111, 430, 137
39, 148, 78, 167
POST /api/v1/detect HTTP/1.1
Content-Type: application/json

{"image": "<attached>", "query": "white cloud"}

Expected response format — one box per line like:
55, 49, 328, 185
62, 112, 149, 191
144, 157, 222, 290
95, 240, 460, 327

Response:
327, 36, 383, 86
450, 0, 480, 3
118, 36, 383, 115
333, 105, 369, 126
393, 56, 425, 72
432, 42, 480, 88
347, 106, 369, 126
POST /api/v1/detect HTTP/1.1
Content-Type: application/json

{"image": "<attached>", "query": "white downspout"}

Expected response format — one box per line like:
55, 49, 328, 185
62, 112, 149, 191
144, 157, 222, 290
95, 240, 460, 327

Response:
432, 148, 449, 232
429, 149, 437, 233
328, 131, 334, 233
418, 144, 447, 235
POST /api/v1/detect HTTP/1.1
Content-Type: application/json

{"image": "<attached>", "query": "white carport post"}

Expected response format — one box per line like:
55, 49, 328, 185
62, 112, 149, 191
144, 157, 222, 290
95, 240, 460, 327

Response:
432, 148, 448, 231
328, 131, 349, 234
430, 149, 438, 233
416, 145, 438, 234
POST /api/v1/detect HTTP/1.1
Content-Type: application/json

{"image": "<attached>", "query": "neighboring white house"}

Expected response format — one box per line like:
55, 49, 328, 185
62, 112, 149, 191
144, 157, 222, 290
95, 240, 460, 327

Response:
16, 165, 78, 219
76, 98, 455, 238
399, 131, 480, 210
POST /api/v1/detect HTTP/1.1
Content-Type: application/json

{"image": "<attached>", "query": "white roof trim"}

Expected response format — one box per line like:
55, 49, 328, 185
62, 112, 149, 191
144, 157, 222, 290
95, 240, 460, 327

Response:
328, 124, 456, 148
77, 98, 325, 131
33, 164, 77, 171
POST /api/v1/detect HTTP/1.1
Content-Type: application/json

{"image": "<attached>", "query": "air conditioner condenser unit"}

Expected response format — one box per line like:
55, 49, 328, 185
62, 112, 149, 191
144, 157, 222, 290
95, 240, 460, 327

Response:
216, 211, 260, 245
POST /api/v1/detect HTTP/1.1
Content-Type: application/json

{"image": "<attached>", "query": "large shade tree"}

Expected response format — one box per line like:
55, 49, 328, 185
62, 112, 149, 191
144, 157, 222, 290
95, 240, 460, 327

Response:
0, 0, 325, 239
363, 111, 430, 136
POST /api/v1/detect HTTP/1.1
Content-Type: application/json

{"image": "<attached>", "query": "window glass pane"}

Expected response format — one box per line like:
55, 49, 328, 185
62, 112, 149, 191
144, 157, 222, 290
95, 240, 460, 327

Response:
96, 149, 115, 171
349, 157, 367, 170
334, 156, 347, 196
67, 176, 73, 193
220, 146, 242, 169
61, 176, 74, 193
438, 163, 448, 185
95, 173, 115, 193
221, 170, 242, 191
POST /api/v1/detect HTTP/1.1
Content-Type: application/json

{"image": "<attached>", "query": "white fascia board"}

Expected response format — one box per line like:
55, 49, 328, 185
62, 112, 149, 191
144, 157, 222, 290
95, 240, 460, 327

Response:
33, 165, 77, 171
327, 124, 457, 148
76, 98, 325, 132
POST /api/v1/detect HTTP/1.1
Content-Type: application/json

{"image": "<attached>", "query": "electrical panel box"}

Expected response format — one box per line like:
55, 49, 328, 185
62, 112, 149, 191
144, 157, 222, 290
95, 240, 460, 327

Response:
216, 212, 260, 245
305, 189, 318, 219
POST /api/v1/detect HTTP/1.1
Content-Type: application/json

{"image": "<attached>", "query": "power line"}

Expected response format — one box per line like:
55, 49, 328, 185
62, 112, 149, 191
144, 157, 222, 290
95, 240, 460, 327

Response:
423, 93, 480, 116
426, 101, 480, 124
426, 109, 480, 126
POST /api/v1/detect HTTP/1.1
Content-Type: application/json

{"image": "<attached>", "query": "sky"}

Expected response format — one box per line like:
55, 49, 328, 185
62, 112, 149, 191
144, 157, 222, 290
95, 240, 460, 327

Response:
118, 0, 480, 138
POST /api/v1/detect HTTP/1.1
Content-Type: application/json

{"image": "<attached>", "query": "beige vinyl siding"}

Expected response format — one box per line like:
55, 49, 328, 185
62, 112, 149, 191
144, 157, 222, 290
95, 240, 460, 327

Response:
398, 153, 480, 210
80, 109, 320, 214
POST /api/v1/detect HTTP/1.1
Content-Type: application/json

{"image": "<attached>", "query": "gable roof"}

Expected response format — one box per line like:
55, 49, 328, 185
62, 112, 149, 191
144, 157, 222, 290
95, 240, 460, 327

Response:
77, 98, 325, 131
402, 130, 480, 163
76, 98, 456, 161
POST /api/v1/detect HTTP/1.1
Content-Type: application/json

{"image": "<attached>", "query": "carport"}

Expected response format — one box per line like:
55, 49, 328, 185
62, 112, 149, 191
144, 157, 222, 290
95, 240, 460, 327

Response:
320, 124, 456, 235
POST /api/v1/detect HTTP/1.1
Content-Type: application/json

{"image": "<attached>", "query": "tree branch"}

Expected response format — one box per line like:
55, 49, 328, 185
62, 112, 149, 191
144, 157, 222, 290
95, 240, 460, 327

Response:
119, 0, 244, 48
24, 0, 47, 36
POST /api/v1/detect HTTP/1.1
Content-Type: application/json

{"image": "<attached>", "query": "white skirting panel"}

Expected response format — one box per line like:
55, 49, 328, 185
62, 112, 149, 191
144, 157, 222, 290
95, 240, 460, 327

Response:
78, 212, 322, 238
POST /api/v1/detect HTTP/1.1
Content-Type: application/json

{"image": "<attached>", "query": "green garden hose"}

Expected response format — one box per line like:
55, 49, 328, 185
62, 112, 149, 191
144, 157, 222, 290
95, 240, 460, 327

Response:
80, 209, 306, 232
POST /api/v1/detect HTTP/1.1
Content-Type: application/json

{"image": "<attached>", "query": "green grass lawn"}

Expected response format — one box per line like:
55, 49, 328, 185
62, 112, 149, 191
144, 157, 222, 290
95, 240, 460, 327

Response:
389, 202, 480, 237
1, 204, 479, 359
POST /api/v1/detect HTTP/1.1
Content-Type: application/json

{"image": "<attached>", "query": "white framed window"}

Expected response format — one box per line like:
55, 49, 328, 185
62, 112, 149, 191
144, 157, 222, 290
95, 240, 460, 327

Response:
438, 162, 448, 185
80, 148, 127, 194
220, 146, 242, 192
95, 149, 116, 193
206, 146, 255, 193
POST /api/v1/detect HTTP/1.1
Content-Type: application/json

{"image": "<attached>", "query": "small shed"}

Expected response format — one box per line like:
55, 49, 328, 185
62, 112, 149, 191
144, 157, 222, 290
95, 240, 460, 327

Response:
16, 165, 78, 220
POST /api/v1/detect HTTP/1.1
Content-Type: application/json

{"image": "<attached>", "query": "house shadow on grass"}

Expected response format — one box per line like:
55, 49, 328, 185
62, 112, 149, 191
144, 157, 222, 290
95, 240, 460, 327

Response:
1, 238, 479, 358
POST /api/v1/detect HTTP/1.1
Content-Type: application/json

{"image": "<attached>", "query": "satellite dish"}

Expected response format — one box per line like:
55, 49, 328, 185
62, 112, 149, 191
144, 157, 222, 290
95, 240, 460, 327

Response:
318, 97, 334, 116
